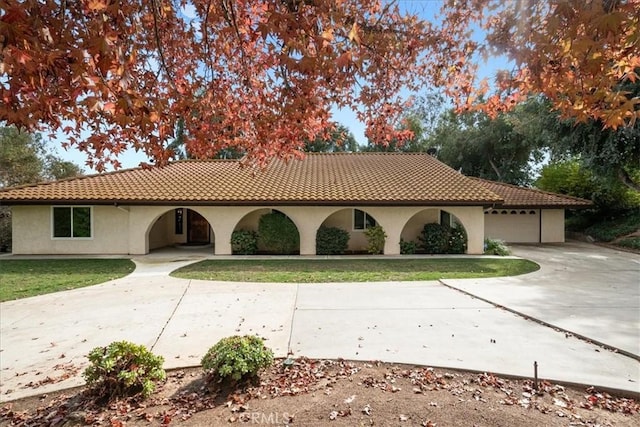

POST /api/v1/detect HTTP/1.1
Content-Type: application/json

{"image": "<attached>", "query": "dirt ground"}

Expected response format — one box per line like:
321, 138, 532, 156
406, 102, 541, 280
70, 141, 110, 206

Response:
1, 358, 638, 427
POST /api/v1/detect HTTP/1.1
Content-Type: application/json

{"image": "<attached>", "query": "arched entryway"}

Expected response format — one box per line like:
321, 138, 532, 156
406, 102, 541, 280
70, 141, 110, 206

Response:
401, 208, 469, 254
320, 208, 380, 253
147, 208, 214, 251
232, 208, 300, 254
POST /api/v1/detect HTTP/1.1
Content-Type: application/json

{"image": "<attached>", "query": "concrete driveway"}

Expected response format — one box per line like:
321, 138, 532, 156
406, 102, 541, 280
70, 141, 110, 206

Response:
441, 241, 640, 358
1, 243, 638, 403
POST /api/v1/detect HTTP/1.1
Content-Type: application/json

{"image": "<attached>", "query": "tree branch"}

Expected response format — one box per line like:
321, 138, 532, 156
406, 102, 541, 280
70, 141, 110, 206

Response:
617, 167, 640, 192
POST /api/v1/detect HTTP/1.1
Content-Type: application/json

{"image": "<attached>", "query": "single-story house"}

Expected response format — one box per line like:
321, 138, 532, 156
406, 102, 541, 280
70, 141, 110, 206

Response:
0, 152, 591, 255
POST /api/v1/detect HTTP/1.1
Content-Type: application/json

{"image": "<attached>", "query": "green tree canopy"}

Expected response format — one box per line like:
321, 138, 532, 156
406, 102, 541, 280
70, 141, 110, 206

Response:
1, 126, 83, 188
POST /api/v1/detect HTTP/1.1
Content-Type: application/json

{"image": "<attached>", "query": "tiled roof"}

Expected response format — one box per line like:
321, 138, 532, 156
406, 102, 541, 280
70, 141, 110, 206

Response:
0, 153, 503, 206
471, 177, 592, 209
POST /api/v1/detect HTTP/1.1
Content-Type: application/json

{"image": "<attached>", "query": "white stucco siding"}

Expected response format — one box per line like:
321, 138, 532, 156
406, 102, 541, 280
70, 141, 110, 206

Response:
541, 209, 565, 243
11, 204, 487, 255
400, 210, 440, 243
11, 205, 129, 254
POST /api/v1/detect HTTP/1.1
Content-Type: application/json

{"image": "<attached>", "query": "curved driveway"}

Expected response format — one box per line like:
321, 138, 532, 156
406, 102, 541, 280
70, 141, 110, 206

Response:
1, 242, 638, 403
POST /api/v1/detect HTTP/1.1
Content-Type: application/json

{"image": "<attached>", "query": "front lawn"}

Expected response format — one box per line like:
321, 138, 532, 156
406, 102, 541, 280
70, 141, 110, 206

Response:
171, 258, 539, 282
0, 259, 135, 302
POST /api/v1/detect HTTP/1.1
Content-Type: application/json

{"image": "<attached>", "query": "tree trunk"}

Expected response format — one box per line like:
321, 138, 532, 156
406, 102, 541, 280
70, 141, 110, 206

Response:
617, 168, 640, 192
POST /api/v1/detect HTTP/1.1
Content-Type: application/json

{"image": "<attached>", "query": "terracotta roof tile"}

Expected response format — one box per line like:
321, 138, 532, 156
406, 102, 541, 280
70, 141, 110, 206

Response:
470, 177, 592, 208
0, 153, 503, 206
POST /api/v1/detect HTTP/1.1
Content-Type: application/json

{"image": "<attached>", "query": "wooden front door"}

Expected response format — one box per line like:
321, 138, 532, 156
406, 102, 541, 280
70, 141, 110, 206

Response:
187, 210, 210, 244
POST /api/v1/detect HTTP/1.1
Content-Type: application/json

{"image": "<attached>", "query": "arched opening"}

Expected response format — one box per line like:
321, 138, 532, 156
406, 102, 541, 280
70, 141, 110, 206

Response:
319, 208, 379, 254
147, 208, 214, 252
400, 208, 469, 254
231, 209, 300, 254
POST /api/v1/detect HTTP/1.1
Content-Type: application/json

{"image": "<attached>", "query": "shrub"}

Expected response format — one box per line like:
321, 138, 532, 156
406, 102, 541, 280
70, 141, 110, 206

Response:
484, 238, 511, 256
83, 341, 166, 399
231, 229, 258, 255
257, 212, 300, 254
584, 210, 640, 242
399, 238, 417, 254
616, 237, 640, 251
448, 225, 468, 254
0, 207, 11, 252
201, 335, 274, 383
364, 225, 386, 254
419, 223, 450, 254
316, 226, 350, 255
419, 222, 469, 254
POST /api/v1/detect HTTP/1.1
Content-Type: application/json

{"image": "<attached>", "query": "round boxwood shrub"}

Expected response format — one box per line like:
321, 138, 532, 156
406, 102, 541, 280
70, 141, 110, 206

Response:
231, 229, 258, 255
201, 335, 274, 383
316, 226, 350, 255
257, 212, 300, 254
83, 341, 166, 399
419, 223, 450, 254
419, 223, 468, 254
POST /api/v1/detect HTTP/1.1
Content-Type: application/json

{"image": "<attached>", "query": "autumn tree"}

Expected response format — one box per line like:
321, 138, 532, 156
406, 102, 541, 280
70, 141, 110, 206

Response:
1, 1, 637, 169
436, 0, 640, 128
1, 0, 431, 170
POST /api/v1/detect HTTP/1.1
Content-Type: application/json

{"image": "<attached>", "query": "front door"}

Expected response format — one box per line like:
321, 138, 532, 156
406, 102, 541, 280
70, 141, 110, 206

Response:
187, 210, 210, 244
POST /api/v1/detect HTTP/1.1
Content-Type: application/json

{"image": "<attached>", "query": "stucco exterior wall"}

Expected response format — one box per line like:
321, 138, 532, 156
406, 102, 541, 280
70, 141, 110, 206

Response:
148, 210, 188, 250
12, 204, 487, 255
400, 209, 440, 243
321, 209, 368, 252
541, 209, 565, 243
11, 205, 129, 254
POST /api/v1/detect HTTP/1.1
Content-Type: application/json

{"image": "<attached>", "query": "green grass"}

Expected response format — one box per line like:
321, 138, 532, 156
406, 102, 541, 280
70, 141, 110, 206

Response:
171, 258, 539, 283
0, 259, 135, 302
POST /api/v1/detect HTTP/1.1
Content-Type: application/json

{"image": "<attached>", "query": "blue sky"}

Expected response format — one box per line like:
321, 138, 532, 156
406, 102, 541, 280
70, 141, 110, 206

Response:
47, 0, 509, 172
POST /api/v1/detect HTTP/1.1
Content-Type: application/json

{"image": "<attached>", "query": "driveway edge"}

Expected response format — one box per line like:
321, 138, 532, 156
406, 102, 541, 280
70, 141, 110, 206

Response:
438, 279, 640, 363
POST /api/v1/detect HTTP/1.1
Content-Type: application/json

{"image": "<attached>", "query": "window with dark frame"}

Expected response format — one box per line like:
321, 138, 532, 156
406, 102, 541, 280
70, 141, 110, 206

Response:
353, 209, 376, 230
175, 208, 184, 234
52, 207, 92, 238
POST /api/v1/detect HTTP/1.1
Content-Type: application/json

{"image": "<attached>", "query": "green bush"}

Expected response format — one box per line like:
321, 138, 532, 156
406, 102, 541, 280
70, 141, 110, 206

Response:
0, 207, 11, 252
617, 237, 640, 250
201, 335, 274, 383
364, 225, 386, 254
584, 210, 640, 242
484, 238, 511, 256
231, 229, 258, 255
448, 225, 467, 254
419, 222, 468, 254
316, 226, 350, 255
83, 341, 166, 399
399, 238, 417, 254
419, 223, 450, 254
257, 212, 300, 254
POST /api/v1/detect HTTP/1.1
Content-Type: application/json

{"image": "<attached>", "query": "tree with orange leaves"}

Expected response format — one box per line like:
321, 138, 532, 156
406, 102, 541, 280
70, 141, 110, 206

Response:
1, 0, 638, 170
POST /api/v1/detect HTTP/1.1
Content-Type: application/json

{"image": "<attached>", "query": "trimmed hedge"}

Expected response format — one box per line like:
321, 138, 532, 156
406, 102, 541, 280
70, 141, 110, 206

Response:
316, 226, 350, 255
418, 223, 468, 254
231, 229, 258, 255
257, 212, 300, 254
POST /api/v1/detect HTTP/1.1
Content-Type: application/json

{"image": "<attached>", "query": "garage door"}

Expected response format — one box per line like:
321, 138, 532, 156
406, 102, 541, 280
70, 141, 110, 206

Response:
484, 209, 540, 243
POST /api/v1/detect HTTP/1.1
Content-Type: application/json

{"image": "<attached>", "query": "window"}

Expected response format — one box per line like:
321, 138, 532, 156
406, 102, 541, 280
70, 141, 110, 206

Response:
52, 207, 92, 238
440, 210, 452, 227
175, 208, 184, 234
353, 209, 376, 230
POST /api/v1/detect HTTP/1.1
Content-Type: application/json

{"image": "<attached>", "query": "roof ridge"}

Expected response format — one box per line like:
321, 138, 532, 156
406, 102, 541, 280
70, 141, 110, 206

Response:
469, 177, 592, 204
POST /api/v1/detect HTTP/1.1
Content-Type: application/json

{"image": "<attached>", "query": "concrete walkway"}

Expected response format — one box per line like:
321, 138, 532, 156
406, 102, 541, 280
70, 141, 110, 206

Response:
1, 244, 638, 403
